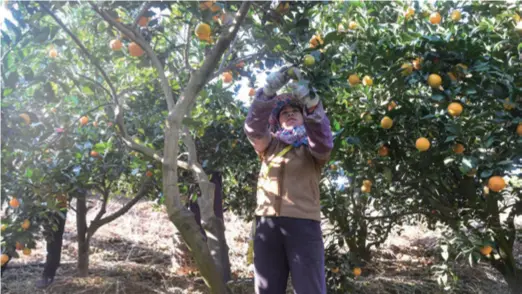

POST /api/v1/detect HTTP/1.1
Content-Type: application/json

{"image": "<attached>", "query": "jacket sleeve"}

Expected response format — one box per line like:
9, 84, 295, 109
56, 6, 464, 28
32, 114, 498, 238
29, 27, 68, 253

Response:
303, 102, 333, 164
244, 88, 276, 154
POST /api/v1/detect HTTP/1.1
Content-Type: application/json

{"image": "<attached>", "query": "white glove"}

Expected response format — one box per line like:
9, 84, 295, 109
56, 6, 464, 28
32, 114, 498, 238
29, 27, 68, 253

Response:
263, 69, 290, 96
289, 79, 320, 109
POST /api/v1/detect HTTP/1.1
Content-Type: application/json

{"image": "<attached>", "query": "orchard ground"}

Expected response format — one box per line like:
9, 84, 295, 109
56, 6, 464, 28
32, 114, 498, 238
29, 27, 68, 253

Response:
1, 196, 520, 294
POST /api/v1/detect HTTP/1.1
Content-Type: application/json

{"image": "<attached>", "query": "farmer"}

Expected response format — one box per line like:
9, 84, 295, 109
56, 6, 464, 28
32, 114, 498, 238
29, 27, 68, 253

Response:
244, 67, 333, 294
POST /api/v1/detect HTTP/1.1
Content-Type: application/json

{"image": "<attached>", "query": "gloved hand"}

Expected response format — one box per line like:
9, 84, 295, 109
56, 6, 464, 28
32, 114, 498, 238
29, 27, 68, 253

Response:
263, 67, 291, 96
289, 79, 320, 110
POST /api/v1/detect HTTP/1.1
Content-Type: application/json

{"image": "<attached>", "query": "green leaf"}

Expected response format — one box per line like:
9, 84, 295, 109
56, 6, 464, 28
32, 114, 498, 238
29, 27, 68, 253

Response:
480, 169, 493, 178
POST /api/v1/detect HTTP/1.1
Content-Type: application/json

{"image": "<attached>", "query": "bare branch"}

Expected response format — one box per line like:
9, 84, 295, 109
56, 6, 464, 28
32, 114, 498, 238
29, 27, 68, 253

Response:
184, 18, 194, 72
218, 33, 239, 72
92, 186, 109, 224
94, 178, 153, 227
77, 74, 112, 98
210, 50, 267, 81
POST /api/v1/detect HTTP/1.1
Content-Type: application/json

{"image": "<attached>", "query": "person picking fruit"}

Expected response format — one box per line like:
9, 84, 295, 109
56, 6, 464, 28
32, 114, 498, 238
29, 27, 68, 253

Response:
243, 66, 333, 294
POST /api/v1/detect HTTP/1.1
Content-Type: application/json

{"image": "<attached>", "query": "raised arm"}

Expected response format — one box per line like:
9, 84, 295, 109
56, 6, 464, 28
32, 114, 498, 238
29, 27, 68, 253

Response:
303, 102, 333, 163
244, 88, 275, 154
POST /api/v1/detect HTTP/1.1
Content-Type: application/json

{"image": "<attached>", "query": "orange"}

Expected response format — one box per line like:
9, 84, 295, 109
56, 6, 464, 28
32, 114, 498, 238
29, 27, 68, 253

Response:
447, 102, 463, 117
348, 21, 357, 30
378, 145, 389, 157
517, 123, 522, 136
404, 7, 415, 19
199, 1, 213, 11
249, 88, 256, 97
429, 12, 441, 24
93, 121, 98, 127
380, 116, 393, 129
129, 42, 144, 57
451, 10, 461, 22
412, 58, 422, 70
488, 176, 506, 192
210, 3, 221, 12
453, 143, 465, 154
80, 116, 89, 126
49, 48, 58, 58
331, 267, 340, 273
427, 74, 442, 88
276, 2, 290, 14
146, 171, 153, 177
90, 151, 100, 158
19, 113, 31, 125
9, 197, 20, 208
22, 248, 31, 256
362, 75, 373, 86
401, 63, 413, 75
361, 185, 371, 193
416, 137, 430, 151
348, 74, 360, 86
480, 245, 492, 256
1, 254, 9, 266
195, 23, 211, 41
387, 101, 397, 111
15, 242, 24, 250
353, 267, 362, 277
235, 61, 245, 68
503, 98, 514, 110
309, 34, 323, 48
222, 72, 233, 83
138, 16, 148, 27
21, 219, 30, 230
110, 39, 122, 51
363, 180, 372, 187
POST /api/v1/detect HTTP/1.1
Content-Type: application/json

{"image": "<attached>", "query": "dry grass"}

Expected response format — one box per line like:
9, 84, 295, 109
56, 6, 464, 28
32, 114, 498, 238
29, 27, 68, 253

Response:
0, 198, 517, 294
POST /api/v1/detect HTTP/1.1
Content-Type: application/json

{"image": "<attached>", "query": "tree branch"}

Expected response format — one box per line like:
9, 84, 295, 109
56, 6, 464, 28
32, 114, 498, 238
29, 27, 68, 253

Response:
90, 3, 175, 111
210, 50, 267, 82
92, 186, 109, 225
184, 18, 194, 72
41, 4, 159, 160
93, 177, 153, 227
46, 3, 165, 162
171, 1, 251, 122
217, 33, 239, 72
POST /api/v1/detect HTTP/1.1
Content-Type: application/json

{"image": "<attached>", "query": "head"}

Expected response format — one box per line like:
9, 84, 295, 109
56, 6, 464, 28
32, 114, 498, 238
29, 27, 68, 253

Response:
278, 104, 304, 130
268, 94, 304, 132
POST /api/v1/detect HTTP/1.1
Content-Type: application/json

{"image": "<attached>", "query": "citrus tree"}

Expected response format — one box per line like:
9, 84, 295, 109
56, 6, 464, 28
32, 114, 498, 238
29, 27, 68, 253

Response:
270, 1, 521, 292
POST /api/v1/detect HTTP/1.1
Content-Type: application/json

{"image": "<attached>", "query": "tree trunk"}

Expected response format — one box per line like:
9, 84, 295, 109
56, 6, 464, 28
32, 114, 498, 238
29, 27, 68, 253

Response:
211, 172, 231, 282
169, 207, 228, 293
503, 268, 522, 294
76, 191, 89, 277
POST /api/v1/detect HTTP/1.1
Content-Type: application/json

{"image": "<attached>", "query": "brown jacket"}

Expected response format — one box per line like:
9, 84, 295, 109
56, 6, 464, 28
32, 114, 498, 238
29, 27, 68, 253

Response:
255, 136, 324, 221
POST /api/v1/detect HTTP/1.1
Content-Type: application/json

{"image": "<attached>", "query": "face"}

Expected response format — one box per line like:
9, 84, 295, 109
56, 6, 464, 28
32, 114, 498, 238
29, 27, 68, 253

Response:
278, 105, 304, 130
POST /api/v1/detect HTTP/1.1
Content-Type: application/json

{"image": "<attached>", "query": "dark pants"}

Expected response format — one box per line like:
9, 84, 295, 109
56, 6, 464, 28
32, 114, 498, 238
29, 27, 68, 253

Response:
254, 216, 326, 294
1, 211, 66, 278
